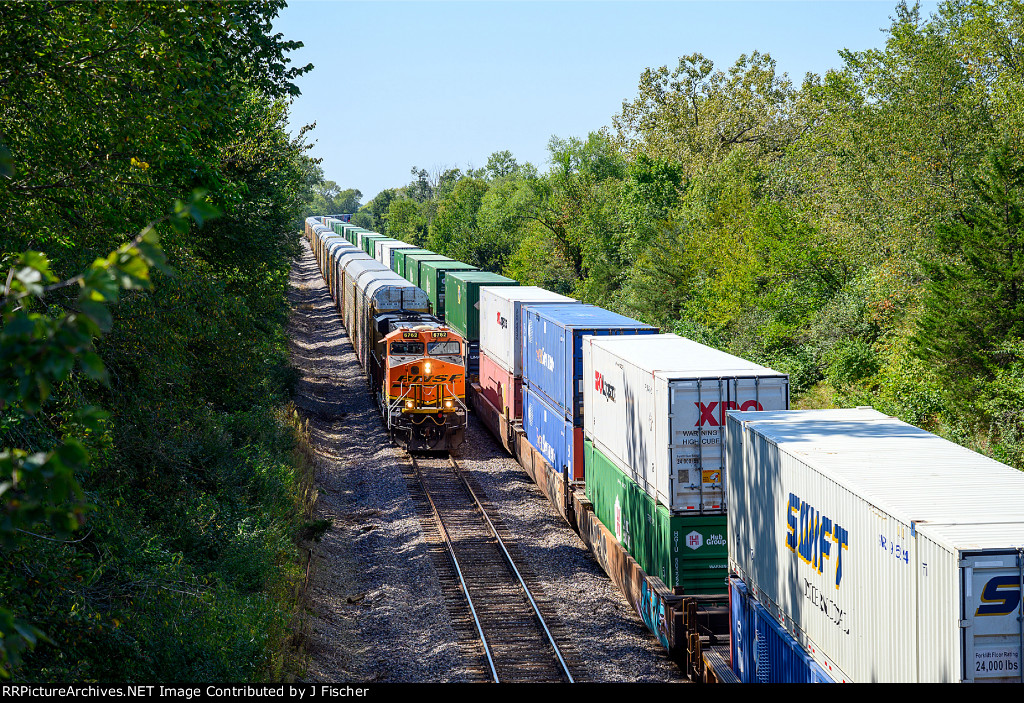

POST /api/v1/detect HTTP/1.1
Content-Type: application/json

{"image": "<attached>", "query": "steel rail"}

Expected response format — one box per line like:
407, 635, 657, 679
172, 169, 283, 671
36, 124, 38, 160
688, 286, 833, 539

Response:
410, 455, 500, 682
449, 456, 576, 683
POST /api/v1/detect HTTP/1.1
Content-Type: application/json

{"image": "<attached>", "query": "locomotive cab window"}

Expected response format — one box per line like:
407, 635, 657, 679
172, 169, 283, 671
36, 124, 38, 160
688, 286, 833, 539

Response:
427, 341, 461, 355
390, 341, 424, 355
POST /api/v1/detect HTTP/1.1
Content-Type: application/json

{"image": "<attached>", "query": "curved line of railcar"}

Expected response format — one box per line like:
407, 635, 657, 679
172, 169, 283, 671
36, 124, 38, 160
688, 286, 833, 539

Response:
306, 218, 467, 452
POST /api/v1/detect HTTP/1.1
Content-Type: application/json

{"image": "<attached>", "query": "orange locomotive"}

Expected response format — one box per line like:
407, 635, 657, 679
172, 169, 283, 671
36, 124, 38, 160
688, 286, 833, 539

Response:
370, 311, 467, 451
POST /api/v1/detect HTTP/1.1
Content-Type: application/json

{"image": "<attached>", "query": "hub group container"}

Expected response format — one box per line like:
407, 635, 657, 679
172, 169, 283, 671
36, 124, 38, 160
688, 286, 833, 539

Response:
523, 386, 583, 481
730, 577, 835, 683
479, 287, 576, 377
443, 271, 518, 342
726, 407, 1024, 683
523, 305, 657, 426
585, 439, 727, 593
584, 334, 788, 514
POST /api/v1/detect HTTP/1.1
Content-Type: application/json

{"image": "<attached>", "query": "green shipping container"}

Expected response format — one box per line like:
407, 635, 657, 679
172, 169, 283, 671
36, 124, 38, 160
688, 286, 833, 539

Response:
405, 253, 452, 288
420, 261, 478, 319
444, 272, 519, 341
584, 439, 727, 594
369, 236, 399, 260
361, 233, 387, 256
393, 248, 432, 279
345, 227, 369, 245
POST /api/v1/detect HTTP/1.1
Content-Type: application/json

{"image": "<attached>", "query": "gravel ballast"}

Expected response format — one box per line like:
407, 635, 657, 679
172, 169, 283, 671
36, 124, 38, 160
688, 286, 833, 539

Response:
288, 240, 686, 683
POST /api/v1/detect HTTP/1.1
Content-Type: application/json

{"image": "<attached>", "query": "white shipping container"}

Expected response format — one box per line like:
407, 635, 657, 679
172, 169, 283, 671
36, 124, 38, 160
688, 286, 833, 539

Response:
726, 408, 1024, 683
378, 241, 415, 268
583, 334, 788, 514
478, 286, 575, 376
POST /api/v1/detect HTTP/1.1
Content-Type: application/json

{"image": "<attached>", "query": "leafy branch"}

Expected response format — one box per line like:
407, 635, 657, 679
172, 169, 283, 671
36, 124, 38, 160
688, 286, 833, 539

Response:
0, 190, 219, 678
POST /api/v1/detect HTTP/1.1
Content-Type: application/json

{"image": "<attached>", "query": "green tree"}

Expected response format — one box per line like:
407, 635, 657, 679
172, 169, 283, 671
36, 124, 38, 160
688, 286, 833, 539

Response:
427, 177, 488, 259
915, 142, 1024, 385
0, 195, 215, 676
0, 1, 317, 681
387, 197, 428, 245
614, 52, 798, 175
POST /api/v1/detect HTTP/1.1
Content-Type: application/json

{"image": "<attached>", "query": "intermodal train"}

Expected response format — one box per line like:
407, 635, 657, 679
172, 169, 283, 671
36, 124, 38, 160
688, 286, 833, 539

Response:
304, 217, 466, 451
303, 215, 1024, 683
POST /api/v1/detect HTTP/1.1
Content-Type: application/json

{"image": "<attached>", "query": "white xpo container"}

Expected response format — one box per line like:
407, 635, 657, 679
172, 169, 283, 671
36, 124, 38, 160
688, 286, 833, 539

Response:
583, 334, 788, 514
478, 286, 575, 376
726, 408, 1024, 683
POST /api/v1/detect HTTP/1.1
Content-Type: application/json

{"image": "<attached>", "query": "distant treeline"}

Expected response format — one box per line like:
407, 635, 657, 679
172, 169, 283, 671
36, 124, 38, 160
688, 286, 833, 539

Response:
2, 1, 320, 681
313, 0, 1024, 469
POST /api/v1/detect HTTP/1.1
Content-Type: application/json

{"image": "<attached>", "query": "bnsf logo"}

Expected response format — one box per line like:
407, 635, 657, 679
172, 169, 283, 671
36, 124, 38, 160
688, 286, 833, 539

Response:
694, 400, 763, 426
976, 577, 1022, 616
594, 371, 616, 402
393, 374, 463, 384
496, 312, 508, 329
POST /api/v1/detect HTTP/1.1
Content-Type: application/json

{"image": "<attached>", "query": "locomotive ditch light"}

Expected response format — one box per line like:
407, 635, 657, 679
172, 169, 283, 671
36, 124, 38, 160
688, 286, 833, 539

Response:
406, 400, 414, 409
445, 400, 453, 408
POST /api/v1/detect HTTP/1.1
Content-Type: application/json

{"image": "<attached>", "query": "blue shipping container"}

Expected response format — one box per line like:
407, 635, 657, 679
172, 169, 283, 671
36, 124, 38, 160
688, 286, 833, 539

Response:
730, 577, 834, 683
521, 305, 657, 426
523, 386, 585, 480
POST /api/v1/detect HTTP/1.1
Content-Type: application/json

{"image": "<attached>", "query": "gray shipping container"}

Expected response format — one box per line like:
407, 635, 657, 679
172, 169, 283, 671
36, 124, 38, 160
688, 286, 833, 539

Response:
726, 408, 1024, 683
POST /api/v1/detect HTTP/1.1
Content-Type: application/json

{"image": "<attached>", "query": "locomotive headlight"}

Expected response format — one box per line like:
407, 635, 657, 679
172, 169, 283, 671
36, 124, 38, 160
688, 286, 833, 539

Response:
425, 362, 432, 373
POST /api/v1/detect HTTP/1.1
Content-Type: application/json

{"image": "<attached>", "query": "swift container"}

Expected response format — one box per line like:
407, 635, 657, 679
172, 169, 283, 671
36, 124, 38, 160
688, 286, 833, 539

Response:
726, 407, 1024, 683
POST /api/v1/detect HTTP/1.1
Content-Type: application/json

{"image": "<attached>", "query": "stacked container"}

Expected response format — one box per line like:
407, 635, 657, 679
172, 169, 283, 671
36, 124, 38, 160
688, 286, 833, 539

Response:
404, 253, 452, 288
584, 438, 728, 593
419, 260, 477, 319
443, 272, 518, 342
726, 407, 1024, 683
392, 248, 431, 279
377, 241, 416, 268
361, 233, 387, 256
521, 305, 657, 481
443, 272, 518, 384
583, 334, 789, 514
477, 287, 575, 423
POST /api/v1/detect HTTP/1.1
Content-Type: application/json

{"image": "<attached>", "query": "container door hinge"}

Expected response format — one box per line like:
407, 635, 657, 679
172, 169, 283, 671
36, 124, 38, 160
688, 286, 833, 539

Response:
960, 619, 972, 628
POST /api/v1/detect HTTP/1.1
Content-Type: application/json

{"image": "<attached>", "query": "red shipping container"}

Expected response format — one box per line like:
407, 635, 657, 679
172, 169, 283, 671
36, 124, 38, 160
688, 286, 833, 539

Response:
479, 350, 523, 420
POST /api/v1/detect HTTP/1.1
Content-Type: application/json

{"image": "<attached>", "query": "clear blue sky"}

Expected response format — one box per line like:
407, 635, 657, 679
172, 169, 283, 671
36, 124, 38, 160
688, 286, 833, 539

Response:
273, 1, 939, 202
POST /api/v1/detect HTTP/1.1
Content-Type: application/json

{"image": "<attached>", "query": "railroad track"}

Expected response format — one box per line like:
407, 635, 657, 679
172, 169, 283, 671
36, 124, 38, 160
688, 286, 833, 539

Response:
402, 453, 580, 683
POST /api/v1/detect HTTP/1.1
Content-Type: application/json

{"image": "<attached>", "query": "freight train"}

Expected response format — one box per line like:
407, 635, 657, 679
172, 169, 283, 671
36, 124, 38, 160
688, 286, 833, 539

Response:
304, 217, 466, 451
303, 215, 1024, 683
